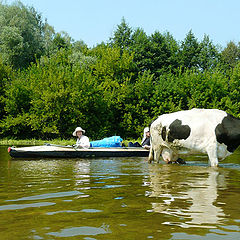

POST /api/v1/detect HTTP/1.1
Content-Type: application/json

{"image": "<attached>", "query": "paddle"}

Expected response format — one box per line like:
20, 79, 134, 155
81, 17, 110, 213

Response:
44, 143, 89, 150
44, 143, 75, 148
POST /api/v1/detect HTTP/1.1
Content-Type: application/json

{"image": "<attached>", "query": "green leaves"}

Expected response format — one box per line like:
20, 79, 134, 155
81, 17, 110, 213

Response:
221, 41, 240, 69
0, 2, 45, 69
110, 17, 133, 50
1, 41, 240, 140
0, 9, 240, 140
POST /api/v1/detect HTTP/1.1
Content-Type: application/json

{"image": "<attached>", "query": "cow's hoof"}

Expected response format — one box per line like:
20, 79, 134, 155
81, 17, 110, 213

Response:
176, 158, 186, 164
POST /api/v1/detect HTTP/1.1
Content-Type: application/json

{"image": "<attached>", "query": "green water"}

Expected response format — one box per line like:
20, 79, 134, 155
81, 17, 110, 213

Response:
1, 146, 240, 240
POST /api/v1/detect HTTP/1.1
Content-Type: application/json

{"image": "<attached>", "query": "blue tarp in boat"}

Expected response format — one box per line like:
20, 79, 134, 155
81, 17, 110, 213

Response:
90, 136, 123, 148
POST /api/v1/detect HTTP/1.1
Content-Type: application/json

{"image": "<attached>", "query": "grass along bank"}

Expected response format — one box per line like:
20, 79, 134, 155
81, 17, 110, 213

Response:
0, 138, 76, 146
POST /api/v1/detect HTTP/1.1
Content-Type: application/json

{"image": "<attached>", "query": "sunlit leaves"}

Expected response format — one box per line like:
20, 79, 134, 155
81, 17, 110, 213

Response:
0, 1, 45, 68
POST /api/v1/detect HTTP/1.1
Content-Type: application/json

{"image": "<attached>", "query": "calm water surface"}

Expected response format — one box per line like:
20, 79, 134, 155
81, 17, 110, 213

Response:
0, 146, 240, 240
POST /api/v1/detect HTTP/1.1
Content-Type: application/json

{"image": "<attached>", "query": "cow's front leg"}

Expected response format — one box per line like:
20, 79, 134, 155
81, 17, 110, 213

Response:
148, 145, 162, 163
148, 146, 154, 163
206, 145, 219, 167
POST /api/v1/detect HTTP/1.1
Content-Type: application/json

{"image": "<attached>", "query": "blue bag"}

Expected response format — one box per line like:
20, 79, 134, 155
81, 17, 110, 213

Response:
90, 136, 123, 148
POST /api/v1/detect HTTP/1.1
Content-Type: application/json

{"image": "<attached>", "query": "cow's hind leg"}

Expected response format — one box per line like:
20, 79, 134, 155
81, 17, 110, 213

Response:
154, 148, 162, 163
148, 146, 161, 163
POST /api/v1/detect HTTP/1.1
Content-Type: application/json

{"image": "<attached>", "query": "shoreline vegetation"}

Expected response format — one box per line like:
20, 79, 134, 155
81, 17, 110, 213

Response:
0, 138, 141, 147
1, 2, 240, 141
0, 139, 74, 146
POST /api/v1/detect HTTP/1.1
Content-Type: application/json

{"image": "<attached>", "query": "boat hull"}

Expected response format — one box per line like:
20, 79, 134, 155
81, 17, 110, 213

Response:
8, 146, 149, 158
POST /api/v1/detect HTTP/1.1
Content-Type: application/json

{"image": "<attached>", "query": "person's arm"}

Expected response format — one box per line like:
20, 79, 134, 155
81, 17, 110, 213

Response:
143, 145, 150, 150
142, 137, 150, 149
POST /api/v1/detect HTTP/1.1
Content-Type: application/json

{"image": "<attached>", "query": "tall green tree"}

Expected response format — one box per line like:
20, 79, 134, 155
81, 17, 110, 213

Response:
130, 28, 150, 73
130, 30, 177, 76
221, 41, 240, 68
110, 17, 133, 51
0, 57, 12, 120
198, 35, 220, 71
226, 63, 240, 116
0, 1, 45, 69
148, 31, 173, 75
179, 30, 200, 69
163, 31, 181, 72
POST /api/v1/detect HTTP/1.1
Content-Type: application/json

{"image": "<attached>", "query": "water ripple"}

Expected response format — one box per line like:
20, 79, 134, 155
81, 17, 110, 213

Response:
47, 226, 110, 237
46, 210, 80, 215
0, 202, 55, 211
6, 191, 83, 202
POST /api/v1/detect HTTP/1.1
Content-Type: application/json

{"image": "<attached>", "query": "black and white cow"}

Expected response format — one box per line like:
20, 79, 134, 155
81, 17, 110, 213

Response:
148, 108, 240, 166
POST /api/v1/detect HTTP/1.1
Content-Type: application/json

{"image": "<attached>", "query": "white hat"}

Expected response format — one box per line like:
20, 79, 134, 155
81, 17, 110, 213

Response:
73, 127, 85, 136
144, 127, 150, 133
141, 127, 150, 144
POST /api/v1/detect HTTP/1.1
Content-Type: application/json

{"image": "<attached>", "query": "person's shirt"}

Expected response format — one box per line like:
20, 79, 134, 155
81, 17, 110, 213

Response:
142, 137, 150, 148
76, 135, 90, 148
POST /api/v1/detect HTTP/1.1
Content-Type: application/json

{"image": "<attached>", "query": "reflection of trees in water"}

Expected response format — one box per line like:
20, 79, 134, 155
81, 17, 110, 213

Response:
146, 165, 226, 228
6, 159, 92, 194
9, 159, 91, 176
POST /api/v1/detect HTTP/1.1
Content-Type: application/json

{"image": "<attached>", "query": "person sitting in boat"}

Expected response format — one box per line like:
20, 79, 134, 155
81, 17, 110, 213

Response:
128, 127, 151, 149
73, 127, 90, 148
141, 127, 151, 150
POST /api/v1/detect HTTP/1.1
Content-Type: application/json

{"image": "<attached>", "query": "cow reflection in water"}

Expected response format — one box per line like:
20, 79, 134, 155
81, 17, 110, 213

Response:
147, 164, 226, 228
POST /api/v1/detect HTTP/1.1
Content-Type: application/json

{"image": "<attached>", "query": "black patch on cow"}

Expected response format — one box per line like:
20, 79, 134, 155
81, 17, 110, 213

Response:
215, 113, 240, 152
168, 119, 191, 142
161, 126, 166, 141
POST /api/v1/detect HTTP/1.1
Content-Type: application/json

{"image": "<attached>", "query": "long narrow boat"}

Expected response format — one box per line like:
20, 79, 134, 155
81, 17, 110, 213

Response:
8, 145, 149, 158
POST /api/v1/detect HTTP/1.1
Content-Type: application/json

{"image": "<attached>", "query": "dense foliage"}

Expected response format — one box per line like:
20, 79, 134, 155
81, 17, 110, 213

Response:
0, 3, 240, 140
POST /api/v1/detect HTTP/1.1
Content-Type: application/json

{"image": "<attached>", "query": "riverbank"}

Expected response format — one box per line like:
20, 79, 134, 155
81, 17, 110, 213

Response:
0, 138, 141, 147
0, 139, 75, 146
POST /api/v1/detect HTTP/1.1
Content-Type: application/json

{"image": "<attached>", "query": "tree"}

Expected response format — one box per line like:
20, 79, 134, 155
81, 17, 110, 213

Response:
130, 28, 151, 73
130, 30, 176, 76
148, 31, 172, 75
42, 22, 56, 56
221, 41, 240, 68
0, 56, 12, 120
52, 31, 72, 51
198, 35, 220, 71
179, 30, 200, 69
163, 31, 181, 72
69, 40, 96, 70
110, 17, 133, 51
0, 1, 45, 69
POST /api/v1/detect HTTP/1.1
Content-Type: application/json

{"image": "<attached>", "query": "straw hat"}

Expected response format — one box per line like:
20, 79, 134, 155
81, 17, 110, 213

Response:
73, 127, 86, 136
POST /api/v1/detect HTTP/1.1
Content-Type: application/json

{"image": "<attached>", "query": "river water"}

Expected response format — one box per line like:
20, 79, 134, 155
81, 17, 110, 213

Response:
0, 146, 240, 240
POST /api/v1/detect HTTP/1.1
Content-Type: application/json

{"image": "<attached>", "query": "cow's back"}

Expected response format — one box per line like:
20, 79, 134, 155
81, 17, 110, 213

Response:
156, 108, 226, 126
